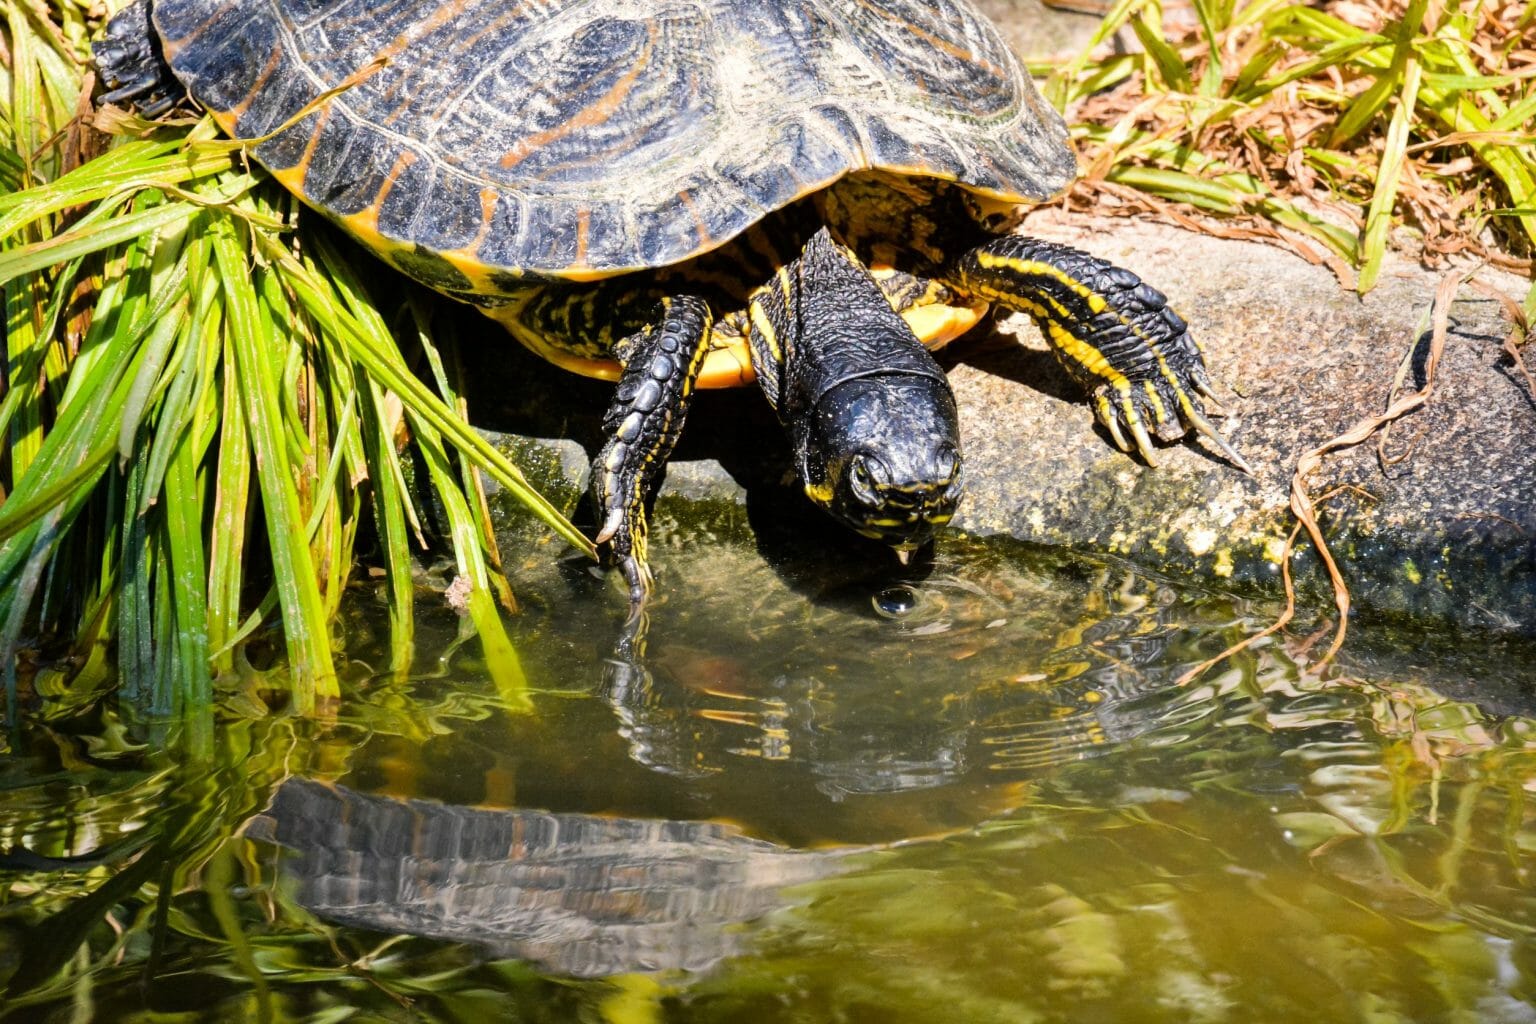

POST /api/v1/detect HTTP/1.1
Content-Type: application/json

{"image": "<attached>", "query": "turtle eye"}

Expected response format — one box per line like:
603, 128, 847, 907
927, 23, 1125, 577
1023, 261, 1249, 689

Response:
939, 449, 964, 503
848, 454, 881, 507
943, 465, 965, 505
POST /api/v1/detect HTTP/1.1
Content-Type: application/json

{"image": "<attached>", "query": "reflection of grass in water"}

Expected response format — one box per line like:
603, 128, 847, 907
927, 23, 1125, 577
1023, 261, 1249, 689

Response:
0, 2, 587, 723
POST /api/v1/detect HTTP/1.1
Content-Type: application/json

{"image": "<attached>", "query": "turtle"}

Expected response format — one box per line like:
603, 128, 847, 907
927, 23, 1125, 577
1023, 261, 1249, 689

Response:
95, 0, 1248, 619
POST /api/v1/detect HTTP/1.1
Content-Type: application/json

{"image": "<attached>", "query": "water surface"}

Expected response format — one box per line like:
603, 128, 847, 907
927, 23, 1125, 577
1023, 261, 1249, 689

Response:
3, 504, 1534, 1022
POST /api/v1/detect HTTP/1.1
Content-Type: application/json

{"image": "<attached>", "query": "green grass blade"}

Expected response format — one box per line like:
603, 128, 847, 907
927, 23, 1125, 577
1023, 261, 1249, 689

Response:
261, 233, 594, 559
304, 230, 526, 687
206, 335, 252, 678
0, 264, 173, 544
417, 427, 530, 708
1131, 14, 1194, 93
213, 221, 337, 707
1328, 0, 1428, 147
164, 420, 212, 713
1358, 58, 1422, 293
0, 173, 259, 286
4, 268, 48, 484
118, 448, 154, 710
0, 139, 232, 241
359, 375, 417, 677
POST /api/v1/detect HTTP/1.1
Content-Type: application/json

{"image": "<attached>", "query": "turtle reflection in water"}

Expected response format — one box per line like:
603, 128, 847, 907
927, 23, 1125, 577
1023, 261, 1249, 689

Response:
97, 0, 1247, 627
245, 778, 847, 977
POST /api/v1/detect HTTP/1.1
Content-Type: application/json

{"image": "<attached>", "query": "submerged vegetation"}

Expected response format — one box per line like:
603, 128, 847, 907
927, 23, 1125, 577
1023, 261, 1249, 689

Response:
0, 0, 1531, 727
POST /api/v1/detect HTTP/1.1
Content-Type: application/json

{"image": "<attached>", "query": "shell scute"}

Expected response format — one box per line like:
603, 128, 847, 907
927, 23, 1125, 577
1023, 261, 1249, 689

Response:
155, 0, 1077, 282
258, 107, 323, 172
474, 194, 529, 271
376, 150, 434, 239
309, 117, 392, 217
414, 170, 486, 253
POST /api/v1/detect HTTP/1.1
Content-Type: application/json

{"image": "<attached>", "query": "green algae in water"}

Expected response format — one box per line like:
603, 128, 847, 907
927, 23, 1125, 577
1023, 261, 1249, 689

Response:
3, 507, 1536, 1023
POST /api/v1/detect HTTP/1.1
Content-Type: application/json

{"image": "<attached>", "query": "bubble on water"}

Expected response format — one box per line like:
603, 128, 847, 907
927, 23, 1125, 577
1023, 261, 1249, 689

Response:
873, 585, 919, 619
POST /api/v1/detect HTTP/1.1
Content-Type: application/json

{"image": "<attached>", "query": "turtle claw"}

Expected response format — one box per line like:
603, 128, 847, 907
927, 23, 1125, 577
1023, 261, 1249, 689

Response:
1096, 395, 1132, 453
1092, 384, 1170, 467
1192, 376, 1226, 413
1092, 374, 1250, 473
1128, 414, 1159, 468
595, 507, 626, 546
1187, 405, 1254, 475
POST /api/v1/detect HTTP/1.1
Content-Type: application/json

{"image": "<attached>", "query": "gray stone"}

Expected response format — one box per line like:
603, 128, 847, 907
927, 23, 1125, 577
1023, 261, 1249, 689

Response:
972, 0, 1105, 60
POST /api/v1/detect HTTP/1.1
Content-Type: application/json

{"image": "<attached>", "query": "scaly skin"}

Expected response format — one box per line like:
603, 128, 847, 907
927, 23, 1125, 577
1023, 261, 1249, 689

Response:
947, 235, 1249, 472
592, 297, 713, 619
746, 229, 963, 551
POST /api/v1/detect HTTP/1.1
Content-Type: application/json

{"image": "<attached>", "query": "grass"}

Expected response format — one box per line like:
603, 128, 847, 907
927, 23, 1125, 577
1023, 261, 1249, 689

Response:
0, 0, 591, 726
1042, 0, 1535, 300
2, 0, 1531, 725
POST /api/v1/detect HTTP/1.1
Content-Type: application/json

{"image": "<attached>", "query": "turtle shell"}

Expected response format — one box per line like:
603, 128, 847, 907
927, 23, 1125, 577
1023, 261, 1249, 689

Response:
151, 0, 1076, 290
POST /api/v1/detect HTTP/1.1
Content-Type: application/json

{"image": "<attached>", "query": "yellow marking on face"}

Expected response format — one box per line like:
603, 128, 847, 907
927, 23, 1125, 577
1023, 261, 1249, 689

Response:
804, 480, 836, 505
881, 482, 941, 495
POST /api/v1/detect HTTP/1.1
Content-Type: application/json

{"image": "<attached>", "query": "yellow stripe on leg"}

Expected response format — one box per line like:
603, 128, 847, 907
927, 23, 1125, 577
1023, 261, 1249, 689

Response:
973, 251, 1111, 315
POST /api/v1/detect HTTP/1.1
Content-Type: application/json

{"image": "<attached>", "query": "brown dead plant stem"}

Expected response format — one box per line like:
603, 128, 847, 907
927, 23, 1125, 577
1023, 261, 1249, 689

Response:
1180, 267, 1508, 685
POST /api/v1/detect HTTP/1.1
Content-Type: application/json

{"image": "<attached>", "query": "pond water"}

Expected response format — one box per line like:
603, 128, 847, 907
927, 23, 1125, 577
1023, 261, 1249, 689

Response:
3, 500, 1535, 1023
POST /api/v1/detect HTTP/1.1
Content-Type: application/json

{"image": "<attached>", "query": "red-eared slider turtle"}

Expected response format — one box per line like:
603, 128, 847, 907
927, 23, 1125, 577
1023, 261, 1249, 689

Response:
96, 0, 1247, 617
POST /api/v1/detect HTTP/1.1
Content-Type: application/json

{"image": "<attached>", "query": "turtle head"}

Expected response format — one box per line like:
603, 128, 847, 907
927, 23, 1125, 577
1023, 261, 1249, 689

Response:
798, 374, 965, 554
756, 228, 966, 555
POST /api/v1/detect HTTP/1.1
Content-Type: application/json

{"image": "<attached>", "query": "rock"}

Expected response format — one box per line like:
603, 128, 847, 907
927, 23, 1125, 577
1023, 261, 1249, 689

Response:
461, 217, 1534, 639
972, 0, 1105, 60
948, 213, 1534, 637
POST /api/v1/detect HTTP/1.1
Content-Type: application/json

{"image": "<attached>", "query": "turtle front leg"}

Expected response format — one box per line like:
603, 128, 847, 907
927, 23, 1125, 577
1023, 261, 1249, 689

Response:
947, 236, 1250, 472
592, 296, 713, 619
